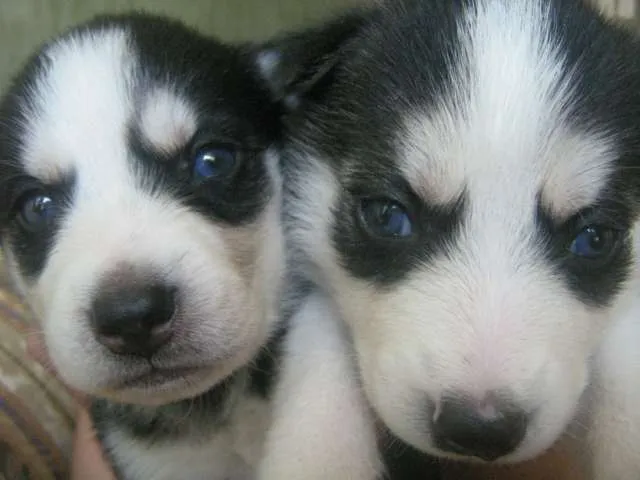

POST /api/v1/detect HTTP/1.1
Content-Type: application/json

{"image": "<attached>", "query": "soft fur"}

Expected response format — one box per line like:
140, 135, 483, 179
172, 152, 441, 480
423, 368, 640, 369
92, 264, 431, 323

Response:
256, 10, 446, 480
0, 13, 285, 479
261, 0, 640, 478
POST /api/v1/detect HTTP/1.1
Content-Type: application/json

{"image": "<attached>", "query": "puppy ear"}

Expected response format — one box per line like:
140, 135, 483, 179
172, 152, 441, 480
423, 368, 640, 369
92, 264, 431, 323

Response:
254, 11, 370, 110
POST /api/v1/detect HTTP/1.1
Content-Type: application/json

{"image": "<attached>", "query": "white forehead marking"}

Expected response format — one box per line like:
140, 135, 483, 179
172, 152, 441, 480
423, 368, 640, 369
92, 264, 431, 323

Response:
139, 88, 197, 154
399, 0, 615, 218
23, 28, 135, 182
539, 130, 615, 219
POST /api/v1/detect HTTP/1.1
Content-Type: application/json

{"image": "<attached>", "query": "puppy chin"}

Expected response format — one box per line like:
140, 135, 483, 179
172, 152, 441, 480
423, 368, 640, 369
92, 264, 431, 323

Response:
96, 368, 225, 406
89, 335, 266, 406
426, 443, 541, 465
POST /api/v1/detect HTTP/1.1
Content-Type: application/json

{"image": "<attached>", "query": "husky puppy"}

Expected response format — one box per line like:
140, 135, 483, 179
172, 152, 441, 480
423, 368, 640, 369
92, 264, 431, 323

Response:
260, 1, 640, 478
0, 13, 285, 479
256, 11, 444, 480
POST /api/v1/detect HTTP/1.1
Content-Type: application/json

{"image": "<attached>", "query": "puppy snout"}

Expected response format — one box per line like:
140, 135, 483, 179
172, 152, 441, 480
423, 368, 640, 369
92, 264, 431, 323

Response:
432, 391, 528, 461
91, 279, 177, 357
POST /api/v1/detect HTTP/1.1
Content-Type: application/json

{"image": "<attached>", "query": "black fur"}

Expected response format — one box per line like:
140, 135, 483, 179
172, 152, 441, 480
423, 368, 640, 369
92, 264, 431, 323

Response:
0, 173, 75, 278
332, 183, 467, 286
378, 427, 442, 480
537, 198, 635, 307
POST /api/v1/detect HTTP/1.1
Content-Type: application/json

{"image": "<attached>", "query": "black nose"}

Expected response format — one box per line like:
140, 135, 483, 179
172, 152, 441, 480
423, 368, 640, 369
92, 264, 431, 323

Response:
432, 392, 528, 461
91, 282, 176, 357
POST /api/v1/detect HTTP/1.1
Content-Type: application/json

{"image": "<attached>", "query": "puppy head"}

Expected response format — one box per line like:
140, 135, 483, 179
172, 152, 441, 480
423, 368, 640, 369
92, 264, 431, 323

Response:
0, 13, 285, 405
269, 0, 640, 464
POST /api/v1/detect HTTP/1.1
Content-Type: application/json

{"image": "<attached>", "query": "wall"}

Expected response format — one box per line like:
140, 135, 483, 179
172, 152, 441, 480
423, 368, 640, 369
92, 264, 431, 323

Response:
594, 0, 638, 18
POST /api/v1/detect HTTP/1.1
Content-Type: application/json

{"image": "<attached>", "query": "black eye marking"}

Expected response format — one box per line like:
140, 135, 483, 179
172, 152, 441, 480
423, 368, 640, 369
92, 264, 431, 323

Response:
537, 202, 632, 308
2, 174, 75, 279
333, 177, 466, 286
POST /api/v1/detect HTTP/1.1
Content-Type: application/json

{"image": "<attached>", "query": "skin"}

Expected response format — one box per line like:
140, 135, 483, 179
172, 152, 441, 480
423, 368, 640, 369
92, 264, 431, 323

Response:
70, 408, 116, 480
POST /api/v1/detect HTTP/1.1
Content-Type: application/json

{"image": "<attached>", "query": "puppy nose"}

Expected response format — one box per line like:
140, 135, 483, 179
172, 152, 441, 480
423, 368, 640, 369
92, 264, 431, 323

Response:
91, 283, 176, 357
432, 392, 528, 461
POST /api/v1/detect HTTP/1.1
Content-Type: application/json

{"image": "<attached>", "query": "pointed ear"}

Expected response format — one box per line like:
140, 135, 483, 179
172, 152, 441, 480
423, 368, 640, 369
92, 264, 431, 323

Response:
254, 11, 370, 110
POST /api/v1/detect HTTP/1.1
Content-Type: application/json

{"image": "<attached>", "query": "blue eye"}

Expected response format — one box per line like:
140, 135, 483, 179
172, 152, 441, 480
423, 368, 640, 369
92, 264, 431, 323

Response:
16, 192, 58, 232
360, 199, 413, 238
192, 145, 237, 183
569, 225, 617, 259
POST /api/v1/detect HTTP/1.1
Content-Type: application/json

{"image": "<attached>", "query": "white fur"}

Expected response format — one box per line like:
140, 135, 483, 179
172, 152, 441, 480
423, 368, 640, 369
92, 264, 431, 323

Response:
258, 292, 382, 480
287, 0, 640, 475
586, 289, 640, 480
399, 0, 614, 219
256, 51, 281, 85
139, 87, 198, 154
25, 30, 135, 182
103, 395, 270, 480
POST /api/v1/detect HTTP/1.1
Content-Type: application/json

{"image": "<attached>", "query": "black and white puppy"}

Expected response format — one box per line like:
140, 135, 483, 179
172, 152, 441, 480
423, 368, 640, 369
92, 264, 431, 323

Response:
0, 14, 285, 479
261, 0, 640, 479
256, 10, 444, 480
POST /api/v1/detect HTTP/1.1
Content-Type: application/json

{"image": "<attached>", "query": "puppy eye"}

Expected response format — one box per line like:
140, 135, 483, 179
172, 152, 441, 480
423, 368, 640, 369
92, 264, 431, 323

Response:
569, 225, 618, 259
14, 191, 58, 232
359, 198, 413, 238
192, 144, 237, 184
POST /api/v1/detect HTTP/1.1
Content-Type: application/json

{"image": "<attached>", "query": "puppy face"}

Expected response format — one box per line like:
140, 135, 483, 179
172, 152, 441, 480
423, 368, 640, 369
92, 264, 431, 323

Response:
0, 15, 284, 405
278, 0, 640, 463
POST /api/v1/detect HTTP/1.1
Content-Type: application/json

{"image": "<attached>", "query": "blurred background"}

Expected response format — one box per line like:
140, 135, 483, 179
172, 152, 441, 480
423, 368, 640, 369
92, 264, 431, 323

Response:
596, 0, 638, 19
0, 0, 637, 91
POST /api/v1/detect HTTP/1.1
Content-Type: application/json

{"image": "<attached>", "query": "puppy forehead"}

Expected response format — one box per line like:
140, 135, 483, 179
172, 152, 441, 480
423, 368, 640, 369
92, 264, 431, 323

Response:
24, 27, 135, 181
395, 0, 615, 218
22, 26, 198, 181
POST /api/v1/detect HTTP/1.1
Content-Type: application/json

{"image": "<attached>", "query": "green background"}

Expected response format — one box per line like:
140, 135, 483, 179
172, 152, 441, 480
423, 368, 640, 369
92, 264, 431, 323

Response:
0, 0, 363, 90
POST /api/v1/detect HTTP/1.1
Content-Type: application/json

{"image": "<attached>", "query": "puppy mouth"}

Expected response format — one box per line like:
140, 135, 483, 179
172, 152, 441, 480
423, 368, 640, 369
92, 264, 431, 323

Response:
116, 366, 209, 390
